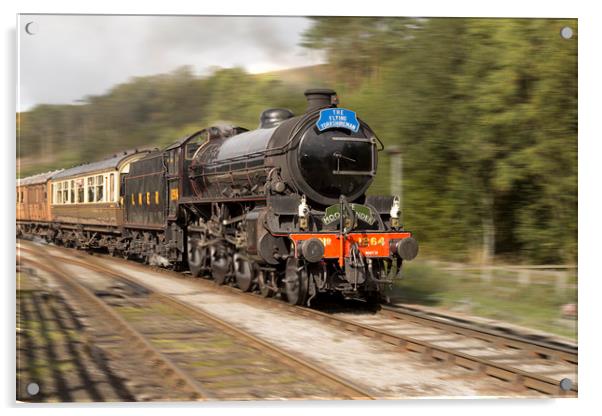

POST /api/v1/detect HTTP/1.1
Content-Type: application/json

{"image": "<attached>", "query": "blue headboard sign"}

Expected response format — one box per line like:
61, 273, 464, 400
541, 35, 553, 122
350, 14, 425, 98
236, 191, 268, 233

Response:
316, 108, 360, 133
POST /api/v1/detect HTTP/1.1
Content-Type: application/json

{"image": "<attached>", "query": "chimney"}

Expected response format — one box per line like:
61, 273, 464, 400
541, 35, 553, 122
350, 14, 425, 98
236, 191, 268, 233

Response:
304, 88, 338, 112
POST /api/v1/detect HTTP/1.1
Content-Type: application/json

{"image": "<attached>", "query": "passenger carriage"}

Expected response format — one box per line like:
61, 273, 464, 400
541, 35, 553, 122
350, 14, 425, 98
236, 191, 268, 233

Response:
16, 170, 62, 237
48, 150, 149, 247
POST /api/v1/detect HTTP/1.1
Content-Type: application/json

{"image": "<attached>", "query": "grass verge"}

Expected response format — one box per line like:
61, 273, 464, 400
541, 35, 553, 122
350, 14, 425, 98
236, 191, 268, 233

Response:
388, 260, 577, 340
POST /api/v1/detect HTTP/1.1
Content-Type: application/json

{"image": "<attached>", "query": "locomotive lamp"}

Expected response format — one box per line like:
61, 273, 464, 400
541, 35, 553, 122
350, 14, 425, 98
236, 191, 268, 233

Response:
390, 196, 401, 228
298, 195, 309, 229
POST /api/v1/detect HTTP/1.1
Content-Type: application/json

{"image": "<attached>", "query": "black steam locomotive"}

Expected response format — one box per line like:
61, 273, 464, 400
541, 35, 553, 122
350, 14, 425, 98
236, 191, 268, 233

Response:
18, 89, 418, 306
125, 89, 418, 305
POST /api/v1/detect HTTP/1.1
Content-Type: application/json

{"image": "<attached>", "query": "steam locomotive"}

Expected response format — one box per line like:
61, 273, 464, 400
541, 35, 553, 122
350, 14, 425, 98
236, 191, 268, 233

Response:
17, 89, 418, 305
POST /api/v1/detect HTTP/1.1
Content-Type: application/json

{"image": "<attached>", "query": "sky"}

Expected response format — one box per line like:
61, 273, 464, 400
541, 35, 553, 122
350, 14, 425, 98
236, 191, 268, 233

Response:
17, 15, 323, 111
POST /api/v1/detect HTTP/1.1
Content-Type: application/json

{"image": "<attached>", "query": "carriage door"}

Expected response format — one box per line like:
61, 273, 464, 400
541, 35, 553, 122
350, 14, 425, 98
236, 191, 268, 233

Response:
166, 149, 180, 219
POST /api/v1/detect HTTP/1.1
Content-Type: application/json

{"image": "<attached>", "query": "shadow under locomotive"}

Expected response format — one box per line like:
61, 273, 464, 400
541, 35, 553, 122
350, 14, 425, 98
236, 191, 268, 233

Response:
17, 89, 418, 306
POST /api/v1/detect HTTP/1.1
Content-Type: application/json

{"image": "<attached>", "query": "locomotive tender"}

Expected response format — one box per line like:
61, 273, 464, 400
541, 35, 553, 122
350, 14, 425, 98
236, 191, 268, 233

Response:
17, 89, 418, 305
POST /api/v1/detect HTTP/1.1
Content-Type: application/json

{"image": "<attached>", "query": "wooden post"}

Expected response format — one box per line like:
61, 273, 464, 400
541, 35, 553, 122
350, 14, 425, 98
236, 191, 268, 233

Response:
387, 146, 403, 211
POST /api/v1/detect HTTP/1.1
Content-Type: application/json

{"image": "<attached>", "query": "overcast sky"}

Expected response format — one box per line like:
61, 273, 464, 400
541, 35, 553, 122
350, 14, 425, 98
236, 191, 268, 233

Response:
18, 15, 323, 111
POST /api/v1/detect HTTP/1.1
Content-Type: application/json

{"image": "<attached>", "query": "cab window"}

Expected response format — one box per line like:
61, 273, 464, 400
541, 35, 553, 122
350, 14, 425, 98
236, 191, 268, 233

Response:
185, 131, 208, 160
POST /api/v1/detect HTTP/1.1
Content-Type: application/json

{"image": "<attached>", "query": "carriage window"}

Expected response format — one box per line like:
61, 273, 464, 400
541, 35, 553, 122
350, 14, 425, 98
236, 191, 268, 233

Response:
96, 175, 104, 202
109, 173, 115, 202
87, 177, 94, 202
70, 180, 75, 203
57, 183, 63, 204
76, 179, 84, 203
63, 181, 69, 203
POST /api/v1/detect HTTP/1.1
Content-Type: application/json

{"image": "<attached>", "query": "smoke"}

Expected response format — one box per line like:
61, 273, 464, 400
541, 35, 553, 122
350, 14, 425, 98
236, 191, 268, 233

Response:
18, 15, 317, 111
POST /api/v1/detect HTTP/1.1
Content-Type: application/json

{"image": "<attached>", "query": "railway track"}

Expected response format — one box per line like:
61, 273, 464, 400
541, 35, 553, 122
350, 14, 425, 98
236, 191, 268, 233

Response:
18, 240, 578, 397
18, 245, 374, 401
249, 293, 578, 397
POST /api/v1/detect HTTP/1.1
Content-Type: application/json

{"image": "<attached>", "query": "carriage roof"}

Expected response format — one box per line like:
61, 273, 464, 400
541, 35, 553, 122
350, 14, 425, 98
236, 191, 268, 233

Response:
17, 169, 63, 187
52, 149, 148, 181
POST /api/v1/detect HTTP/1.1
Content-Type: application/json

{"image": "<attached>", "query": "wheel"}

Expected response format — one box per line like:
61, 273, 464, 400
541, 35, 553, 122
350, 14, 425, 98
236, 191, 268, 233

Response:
211, 245, 230, 285
234, 254, 255, 292
257, 271, 276, 298
284, 258, 309, 306
187, 236, 208, 277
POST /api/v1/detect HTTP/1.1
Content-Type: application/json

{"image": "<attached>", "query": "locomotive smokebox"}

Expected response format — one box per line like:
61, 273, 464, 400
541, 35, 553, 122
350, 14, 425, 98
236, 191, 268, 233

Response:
304, 88, 338, 112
